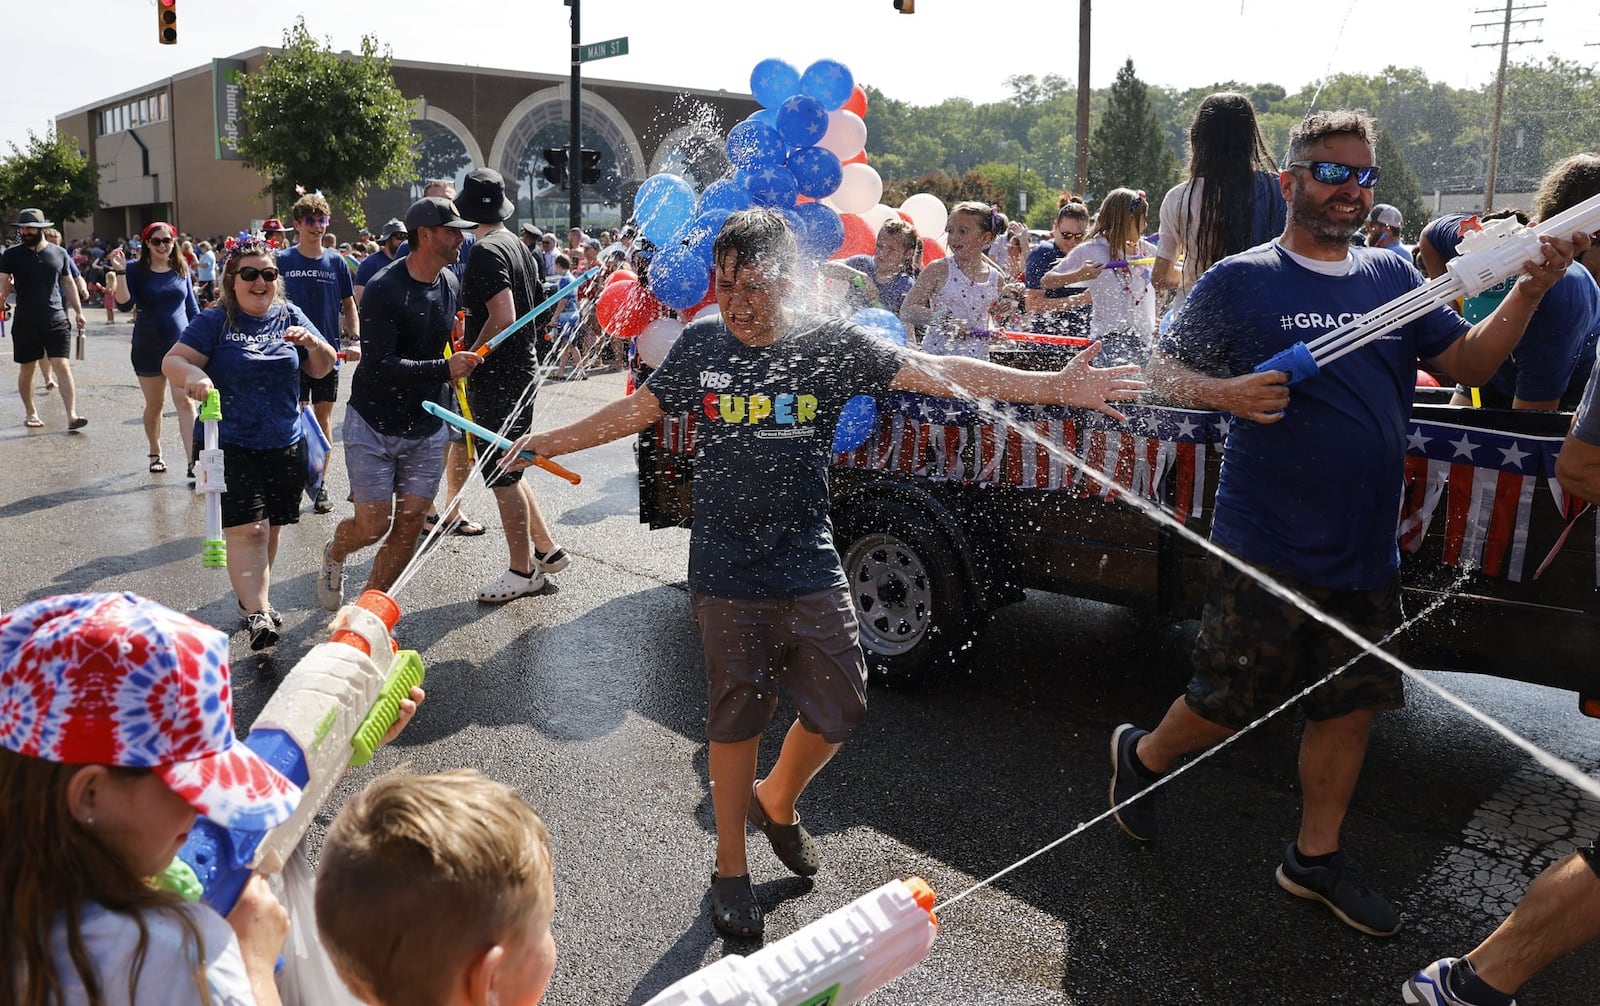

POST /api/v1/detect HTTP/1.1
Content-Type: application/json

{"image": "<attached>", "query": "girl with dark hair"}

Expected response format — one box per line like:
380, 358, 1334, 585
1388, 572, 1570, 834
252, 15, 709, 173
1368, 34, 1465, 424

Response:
1153, 91, 1287, 307
107, 222, 200, 475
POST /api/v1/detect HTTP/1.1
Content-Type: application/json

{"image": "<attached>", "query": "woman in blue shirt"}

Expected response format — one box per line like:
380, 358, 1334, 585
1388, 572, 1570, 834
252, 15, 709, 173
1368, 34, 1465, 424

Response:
163, 239, 338, 649
108, 222, 200, 474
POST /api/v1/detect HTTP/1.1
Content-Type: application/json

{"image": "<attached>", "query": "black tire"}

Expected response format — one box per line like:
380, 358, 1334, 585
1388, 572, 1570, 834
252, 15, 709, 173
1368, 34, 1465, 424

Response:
836, 500, 977, 684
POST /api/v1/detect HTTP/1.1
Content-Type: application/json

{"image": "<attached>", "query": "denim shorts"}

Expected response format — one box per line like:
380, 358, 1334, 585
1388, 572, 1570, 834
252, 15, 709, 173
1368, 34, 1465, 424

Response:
690, 584, 868, 744
342, 406, 447, 504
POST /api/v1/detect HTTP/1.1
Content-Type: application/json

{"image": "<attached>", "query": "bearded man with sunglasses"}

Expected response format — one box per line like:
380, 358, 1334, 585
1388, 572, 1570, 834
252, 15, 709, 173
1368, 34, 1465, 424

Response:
1107, 109, 1589, 938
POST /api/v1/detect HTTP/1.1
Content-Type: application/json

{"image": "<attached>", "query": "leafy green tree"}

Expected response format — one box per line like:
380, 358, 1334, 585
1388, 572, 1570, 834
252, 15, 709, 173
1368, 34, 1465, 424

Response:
1087, 60, 1178, 205
236, 17, 416, 227
0, 129, 101, 226
1374, 129, 1428, 242
881, 170, 1004, 211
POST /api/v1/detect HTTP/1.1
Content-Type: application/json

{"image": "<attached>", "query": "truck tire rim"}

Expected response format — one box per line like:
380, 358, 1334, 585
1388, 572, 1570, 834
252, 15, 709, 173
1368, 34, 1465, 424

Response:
845, 532, 934, 657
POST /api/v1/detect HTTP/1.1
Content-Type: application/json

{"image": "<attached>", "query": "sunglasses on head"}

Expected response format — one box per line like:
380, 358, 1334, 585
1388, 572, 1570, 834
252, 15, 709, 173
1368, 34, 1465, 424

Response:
1289, 160, 1381, 188
235, 266, 279, 282
299, 215, 331, 227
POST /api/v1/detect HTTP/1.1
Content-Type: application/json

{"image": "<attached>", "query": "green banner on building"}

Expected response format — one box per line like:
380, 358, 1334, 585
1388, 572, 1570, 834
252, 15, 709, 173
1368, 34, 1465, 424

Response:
213, 58, 246, 161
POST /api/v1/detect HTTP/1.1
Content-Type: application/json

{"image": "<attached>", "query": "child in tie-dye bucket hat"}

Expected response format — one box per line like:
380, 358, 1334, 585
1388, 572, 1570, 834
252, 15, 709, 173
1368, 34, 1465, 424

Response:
0, 592, 303, 1005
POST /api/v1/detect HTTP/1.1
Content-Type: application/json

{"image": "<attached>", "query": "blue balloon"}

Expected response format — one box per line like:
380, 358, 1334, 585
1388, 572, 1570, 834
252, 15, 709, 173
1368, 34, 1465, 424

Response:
635, 174, 697, 246
699, 177, 751, 215
852, 307, 909, 347
800, 59, 855, 111
776, 94, 829, 148
726, 120, 787, 171
740, 165, 799, 209
750, 58, 801, 110
786, 146, 843, 199
746, 107, 780, 130
648, 245, 711, 311
683, 209, 732, 268
778, 205, 806, 237
832, 395, 878, 453
793, 201, 844, 259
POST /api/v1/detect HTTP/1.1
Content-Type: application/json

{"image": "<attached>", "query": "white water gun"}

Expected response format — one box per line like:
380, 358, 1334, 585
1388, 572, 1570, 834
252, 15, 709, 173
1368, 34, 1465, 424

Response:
167, 590, 425, 912
1256, 190, 1600, 383
195, 388, 226, 568
643, 878, 938, 1006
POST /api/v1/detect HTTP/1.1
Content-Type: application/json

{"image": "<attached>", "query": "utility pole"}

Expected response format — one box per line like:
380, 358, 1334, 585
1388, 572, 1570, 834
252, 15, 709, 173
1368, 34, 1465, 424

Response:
1471, 1, 1543, 211
1074, 0, 1090, 196
567, 0, 582, 231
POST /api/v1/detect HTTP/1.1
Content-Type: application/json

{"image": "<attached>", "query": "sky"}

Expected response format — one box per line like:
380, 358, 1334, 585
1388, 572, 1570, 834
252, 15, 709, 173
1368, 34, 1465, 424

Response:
6, 0, 1599, 155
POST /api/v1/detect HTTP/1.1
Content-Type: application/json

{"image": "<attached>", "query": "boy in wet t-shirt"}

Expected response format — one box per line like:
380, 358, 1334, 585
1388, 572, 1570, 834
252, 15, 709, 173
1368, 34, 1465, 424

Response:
505, 207, 1143, 938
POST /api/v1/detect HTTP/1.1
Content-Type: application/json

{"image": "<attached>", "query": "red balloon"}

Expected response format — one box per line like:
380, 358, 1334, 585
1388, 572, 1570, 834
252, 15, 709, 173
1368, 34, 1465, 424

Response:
1416, 368, 1441, 388
605, 269, 637, 287
842, 150, 868, 166
897, 210, 913, 225
843, 84, 868, 118
796, 193, 815, 204
833, 214, 875, 259
922, 239, 946, 267
596, 279, 660, 339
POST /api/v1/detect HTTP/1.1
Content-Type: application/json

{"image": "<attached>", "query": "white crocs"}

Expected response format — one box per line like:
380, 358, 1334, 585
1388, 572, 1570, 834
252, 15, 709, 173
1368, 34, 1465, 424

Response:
477, 569, 547, 603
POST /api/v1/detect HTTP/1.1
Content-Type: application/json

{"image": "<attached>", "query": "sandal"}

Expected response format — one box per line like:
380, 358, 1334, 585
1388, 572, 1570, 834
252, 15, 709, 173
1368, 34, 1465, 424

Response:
709, 871, 763, 938
748, 780, 821, 878
68, 417, 88, 431
425, 513, 487, 537
476, 569, 547, 603
148, 454, 168, 473
23, 415, 43, 428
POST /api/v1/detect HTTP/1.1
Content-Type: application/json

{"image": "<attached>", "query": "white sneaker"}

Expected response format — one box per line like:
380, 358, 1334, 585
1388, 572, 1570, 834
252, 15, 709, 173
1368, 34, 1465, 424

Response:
477, 569, 547, 603
317, 540, 345, 612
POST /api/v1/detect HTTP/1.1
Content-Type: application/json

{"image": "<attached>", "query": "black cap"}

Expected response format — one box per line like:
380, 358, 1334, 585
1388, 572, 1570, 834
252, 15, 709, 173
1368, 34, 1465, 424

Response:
520, 221, 543, 239
456, 168, 516, 223
377, 218, 408, 241
404, 197, 475, 233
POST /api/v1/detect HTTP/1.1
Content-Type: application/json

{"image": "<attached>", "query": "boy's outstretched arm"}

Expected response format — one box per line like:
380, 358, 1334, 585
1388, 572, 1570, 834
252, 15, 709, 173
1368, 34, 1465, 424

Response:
888, 341, 1146, 421
504, 384, 666, 469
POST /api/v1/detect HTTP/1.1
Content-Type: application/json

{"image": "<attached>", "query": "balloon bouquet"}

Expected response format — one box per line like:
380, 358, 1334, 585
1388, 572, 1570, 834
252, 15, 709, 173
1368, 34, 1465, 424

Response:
600, 57, 959, 450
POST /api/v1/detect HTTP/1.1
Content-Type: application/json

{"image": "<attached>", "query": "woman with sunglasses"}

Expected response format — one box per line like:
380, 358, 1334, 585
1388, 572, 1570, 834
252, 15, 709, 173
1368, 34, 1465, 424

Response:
163, 238, 338, 649
1153, 92, 1288, 310
108, 222, 200, 475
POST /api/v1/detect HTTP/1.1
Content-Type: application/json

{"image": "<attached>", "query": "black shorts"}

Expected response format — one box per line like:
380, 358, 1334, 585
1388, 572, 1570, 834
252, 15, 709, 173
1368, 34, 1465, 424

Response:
12, 321, 71, 365
1186, 556, 1405, 729
300, 369, 339, 404
219, 441, 306, 528
468, 387, 533, 488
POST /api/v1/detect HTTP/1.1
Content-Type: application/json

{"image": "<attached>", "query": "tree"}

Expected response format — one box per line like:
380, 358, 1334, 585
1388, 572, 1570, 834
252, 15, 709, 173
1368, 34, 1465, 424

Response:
236, 18, 416, 227
0, 129, 100, 227
1374, 129, 1428, 243
881, 170, 1004, 211
1087, 60, 1178, 206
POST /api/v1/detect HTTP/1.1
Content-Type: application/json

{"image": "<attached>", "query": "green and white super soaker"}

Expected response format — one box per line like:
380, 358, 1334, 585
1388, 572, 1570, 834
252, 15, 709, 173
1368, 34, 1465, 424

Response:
195, 389, 227, 568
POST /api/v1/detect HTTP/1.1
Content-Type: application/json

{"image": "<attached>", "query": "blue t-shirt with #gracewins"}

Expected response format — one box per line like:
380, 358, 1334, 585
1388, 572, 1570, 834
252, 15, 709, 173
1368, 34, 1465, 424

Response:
123, 266, 199, 355
644, 312, 906, 599
1481, 265, 1600, 407
278, 248, 353, 369
178, 304, 317, 450
1160, 243, 1469, 591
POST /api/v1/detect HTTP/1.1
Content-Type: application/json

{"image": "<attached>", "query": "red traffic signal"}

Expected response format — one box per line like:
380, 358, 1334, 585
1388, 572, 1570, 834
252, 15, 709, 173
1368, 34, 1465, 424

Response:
158, 0, 178, 44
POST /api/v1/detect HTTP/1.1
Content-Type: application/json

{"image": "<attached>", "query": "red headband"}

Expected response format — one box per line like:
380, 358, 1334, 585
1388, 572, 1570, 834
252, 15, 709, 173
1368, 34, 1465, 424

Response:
141, 221, 175, 244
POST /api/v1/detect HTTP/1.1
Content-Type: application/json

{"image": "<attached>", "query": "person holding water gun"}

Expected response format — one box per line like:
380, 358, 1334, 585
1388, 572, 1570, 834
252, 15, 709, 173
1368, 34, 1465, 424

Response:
1043, 187, 1159, 366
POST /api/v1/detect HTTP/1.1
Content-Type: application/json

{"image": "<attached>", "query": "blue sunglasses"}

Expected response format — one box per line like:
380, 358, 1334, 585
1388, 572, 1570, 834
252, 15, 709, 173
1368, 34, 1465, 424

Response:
1288, 160, 1381, 188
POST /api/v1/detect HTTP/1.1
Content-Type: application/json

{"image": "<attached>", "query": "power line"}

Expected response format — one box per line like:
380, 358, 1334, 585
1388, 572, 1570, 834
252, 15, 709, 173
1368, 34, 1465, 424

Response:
1471, 1, 1545, 211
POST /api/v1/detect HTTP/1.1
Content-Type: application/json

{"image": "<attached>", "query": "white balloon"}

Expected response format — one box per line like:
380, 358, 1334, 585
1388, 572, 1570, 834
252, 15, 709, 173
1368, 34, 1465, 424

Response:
688, 305, 721, 325
831, 163, 883, 216
860, 203, 898, 234
636, 317, 685, 369
817, 110, 867, 160
899, 192, 949, 241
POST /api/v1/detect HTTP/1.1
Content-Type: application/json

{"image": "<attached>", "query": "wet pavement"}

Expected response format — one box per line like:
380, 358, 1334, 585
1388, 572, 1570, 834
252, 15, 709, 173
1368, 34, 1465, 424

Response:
3, 321, 1597, 1004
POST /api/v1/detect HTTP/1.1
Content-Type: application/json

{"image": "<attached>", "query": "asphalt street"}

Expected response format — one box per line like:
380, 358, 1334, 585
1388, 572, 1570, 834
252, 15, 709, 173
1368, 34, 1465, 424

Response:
3, 321, 1597, 1005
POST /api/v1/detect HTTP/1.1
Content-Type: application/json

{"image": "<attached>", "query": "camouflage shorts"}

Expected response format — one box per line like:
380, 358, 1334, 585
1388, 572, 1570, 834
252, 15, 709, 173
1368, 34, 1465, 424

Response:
1187, 557, 1404, 729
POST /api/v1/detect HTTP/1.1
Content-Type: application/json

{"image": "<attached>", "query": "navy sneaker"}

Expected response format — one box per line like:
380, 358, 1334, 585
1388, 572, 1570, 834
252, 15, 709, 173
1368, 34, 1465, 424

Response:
1109, 723, 1158, 841
1276, 843, 1401, 936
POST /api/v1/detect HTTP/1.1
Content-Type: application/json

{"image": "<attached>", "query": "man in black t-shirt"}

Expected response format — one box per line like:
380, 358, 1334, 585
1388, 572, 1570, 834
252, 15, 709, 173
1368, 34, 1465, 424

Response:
317, 198, 479, 610
456, 169, 567, 604
0, 208, 87, 429
504, 208, 1143, 938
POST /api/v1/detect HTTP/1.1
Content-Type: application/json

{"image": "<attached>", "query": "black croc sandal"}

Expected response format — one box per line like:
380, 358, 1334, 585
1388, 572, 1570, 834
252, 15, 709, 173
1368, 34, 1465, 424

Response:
709, 871, 763, 938
748, 781, 821, 878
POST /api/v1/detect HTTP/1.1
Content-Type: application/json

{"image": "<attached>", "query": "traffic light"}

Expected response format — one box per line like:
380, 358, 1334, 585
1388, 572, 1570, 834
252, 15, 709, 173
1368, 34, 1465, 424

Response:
580, 148, 602, 185
541, 147, 568, 188
157, 0, 178, 44
893, 0, 914, 11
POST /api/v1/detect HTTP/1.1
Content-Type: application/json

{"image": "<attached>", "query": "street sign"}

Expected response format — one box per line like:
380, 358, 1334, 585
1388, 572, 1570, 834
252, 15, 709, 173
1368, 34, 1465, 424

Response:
578, 37, 628, 62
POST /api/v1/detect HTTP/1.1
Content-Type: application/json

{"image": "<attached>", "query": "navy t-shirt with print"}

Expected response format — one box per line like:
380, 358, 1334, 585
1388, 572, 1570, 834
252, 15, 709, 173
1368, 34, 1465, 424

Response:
645, 312, 905, 598
178, 304, 317, 449
1479, 265, 1600, 407
279, 247, 353, 369
1160, 243, 1468, 591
